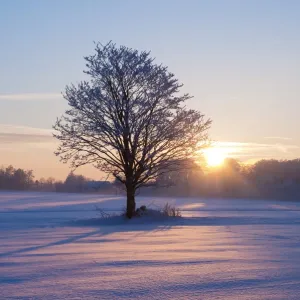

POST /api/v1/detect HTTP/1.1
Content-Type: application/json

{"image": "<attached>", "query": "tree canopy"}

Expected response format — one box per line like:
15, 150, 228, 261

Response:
54, 42, 211, 217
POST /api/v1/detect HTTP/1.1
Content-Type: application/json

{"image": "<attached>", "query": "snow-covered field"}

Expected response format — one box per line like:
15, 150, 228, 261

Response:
1, 192, 300, 299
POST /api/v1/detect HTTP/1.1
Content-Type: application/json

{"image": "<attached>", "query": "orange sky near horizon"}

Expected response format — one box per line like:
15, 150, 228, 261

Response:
0, 124, 299, 180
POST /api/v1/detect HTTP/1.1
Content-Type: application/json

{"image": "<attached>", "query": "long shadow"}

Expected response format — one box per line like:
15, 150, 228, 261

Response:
2, 213, 300, 258
0, 229, 103, 258
0, 216, 175, 258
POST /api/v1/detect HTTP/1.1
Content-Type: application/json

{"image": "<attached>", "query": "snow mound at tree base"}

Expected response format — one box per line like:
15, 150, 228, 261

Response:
69, 208, 181, 228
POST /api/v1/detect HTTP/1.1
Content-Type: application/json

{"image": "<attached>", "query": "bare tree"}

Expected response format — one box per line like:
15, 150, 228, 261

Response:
54, 42, 211, 218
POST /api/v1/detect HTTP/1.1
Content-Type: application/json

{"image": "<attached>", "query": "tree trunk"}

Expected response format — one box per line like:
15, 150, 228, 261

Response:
126, 185, 136, 219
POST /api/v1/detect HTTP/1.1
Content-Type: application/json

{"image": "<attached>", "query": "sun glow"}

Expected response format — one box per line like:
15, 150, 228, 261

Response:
204, 147, 227, 167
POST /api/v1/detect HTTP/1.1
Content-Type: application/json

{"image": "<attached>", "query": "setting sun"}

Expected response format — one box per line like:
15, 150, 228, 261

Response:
204, 147, 226, 167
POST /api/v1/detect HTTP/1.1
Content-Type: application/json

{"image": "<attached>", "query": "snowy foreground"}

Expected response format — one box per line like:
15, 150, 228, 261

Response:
1, 192, 300, 299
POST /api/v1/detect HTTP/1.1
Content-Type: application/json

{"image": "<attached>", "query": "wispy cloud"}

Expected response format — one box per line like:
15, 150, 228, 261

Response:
212, 141, 300, 161
0, 133, 54, 144
0, 124, 55, 145
0, 93, 62, 101
0, 124, 53, 136
1, 124, 299, 162
264, 136, 293, 141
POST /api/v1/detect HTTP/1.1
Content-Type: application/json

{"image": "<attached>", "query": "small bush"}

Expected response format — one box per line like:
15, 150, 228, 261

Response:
140, 205, 147, 211
136, 205, 147, 216
95, 205, 119, 218
161, 203, 182, 217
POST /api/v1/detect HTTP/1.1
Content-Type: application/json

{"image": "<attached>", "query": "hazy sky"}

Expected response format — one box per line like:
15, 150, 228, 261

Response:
1, 0, 300, 180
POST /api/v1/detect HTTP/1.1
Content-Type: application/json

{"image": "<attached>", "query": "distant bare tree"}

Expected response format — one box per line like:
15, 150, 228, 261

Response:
54, 42, 211, 218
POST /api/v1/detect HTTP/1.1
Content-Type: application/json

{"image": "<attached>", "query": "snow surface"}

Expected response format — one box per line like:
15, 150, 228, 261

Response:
1, 191, 300, 299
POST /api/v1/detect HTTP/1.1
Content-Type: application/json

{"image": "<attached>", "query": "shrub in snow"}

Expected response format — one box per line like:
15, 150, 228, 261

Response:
161, 203, 182, 217
136, 205, 147, 216
95, 205, 119, 219
136, 203, 181, 218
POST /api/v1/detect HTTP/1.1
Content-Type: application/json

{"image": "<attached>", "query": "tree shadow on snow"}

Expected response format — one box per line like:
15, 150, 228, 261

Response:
2, 214, 300, 258
0, 216, 176, 258
0, 229, 105, 258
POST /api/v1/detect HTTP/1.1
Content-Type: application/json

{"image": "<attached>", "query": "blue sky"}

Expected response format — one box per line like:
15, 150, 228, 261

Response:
1, 0, 300, 179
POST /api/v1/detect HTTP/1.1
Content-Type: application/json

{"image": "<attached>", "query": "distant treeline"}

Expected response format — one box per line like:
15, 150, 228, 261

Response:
2, 159, 300, 200
0, 166, 113, 193
0, 166, 34, 191
149, 158, 300, 200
